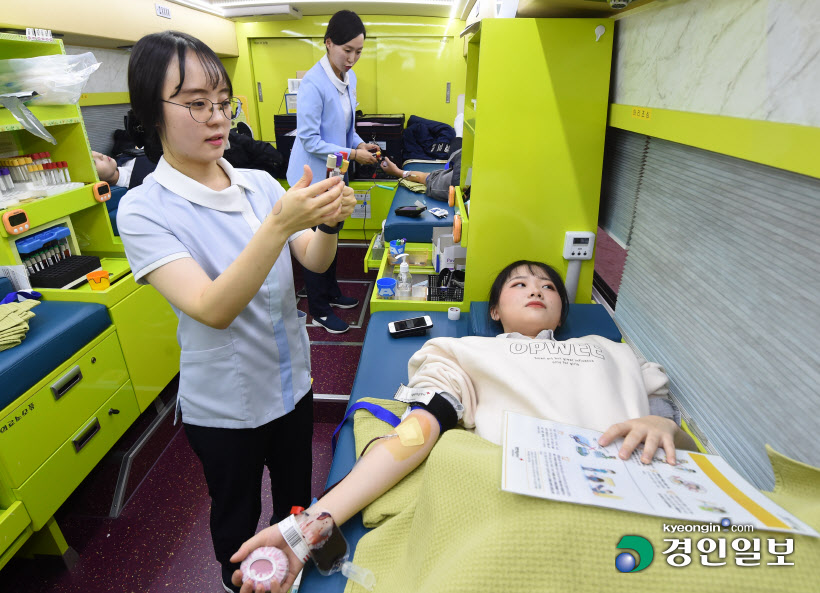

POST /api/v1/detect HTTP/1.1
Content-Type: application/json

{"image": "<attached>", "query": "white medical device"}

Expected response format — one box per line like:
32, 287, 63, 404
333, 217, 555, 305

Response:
562, 231, 596, 304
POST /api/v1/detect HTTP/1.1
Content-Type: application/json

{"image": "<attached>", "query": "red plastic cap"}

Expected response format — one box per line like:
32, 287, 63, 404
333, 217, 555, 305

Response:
290, 506, 305, 515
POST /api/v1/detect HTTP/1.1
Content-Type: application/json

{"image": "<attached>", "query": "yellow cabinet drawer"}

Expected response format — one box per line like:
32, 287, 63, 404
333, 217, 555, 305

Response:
0, 330, 129, 488
0, 501, 32, 569
14, 381, 139, 530
363, 232, 385, 273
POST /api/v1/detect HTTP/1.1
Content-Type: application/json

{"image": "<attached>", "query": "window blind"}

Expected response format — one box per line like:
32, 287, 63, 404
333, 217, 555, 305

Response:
80, 104, 130, 155
610, 133, 820, 489
598, 128, 648, 247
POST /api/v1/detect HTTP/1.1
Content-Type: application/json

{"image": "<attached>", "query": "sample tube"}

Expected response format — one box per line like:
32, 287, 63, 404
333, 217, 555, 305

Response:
47, 163, 59, 185
12, 159, 25, 182
326, 154, 336, 179
0, 168, 11, 192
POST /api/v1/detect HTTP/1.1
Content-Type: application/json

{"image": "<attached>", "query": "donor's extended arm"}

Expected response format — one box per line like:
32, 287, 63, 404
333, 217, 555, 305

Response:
230, 406, 447, 593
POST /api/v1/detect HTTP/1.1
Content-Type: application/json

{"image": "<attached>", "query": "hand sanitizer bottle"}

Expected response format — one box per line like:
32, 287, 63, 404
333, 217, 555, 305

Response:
395, 254, 412, 299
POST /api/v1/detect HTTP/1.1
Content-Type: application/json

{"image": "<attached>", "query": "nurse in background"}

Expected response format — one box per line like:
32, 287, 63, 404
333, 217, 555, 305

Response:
287, 10, 380, 334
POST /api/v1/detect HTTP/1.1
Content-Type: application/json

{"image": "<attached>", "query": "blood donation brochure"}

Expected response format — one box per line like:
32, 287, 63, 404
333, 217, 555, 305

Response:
500, 411, 819, 538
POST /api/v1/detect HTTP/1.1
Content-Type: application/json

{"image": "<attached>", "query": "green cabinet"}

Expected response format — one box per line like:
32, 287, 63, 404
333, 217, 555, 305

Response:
461, 19, 613, 305
0, 33, 179, 569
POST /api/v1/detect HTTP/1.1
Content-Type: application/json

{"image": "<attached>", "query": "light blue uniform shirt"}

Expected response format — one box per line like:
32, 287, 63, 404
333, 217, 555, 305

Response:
286, 58, 365, 186
117, 157, 312, 429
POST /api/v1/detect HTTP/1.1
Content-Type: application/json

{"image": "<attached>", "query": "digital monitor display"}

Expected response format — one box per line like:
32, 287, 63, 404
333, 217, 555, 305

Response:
573, 237, 589, 245
8, 212, 26, 226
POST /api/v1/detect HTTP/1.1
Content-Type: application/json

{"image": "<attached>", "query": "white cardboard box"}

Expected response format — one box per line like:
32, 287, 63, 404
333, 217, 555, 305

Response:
433, 227, 467, 273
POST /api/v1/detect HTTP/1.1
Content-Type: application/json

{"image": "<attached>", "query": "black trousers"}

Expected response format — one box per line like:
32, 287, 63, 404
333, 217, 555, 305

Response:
183, 391, 314, 569
303, 251, 342, 318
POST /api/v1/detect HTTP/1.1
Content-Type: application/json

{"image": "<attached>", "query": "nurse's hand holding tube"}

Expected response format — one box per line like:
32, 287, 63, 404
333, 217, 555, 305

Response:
328, 183, 357, 226
269, 164, 346, 234
351, 142, 379, 165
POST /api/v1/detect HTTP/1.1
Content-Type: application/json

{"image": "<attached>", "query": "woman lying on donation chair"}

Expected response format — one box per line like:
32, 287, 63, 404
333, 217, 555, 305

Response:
230, 260, 697, 592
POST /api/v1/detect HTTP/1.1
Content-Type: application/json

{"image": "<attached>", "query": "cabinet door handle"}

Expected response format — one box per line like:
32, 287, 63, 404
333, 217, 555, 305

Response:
72, 417, 101, 453
51, 365, 83, 400
108, 408, 120, 415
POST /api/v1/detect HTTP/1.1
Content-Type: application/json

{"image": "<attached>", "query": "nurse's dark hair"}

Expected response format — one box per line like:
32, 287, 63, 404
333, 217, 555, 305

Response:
487, 261, 570, 330
324, 10, 366, 46
127, 31, 232, 162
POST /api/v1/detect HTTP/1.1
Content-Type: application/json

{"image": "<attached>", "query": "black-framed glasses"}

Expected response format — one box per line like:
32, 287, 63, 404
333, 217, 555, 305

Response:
162, 97, 242, 123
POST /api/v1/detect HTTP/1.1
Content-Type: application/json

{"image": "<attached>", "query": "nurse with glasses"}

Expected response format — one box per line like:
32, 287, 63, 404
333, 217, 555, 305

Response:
117, 30, 355, 593
162, 96, 243, 122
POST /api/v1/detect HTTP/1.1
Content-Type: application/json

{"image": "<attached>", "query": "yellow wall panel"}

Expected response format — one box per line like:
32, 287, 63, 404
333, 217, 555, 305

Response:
0, 0, 237, 56
463, 19, 613, 305
250, 38, 318, 141
375, 37, 465, 127
232, 15, 466, 137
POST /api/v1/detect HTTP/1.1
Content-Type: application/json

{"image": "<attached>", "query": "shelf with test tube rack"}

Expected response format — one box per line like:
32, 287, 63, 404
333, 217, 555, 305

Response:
15, 224, 74, 277
0, 151, 84, 208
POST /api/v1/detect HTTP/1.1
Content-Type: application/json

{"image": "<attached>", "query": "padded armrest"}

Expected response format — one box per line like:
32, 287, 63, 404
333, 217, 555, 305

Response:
0, 301, 111, 408
107, 185, 128, 212
384, 162, 452, 243
0, 278, 13, 300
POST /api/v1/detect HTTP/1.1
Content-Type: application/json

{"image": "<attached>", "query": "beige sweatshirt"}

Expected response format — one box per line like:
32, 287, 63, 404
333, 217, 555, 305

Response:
407, 334, 668, 446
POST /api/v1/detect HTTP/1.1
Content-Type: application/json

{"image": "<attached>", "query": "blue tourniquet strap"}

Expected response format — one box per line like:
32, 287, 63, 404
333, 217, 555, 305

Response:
331, 401, 402, 454
0, 290, 42, 304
